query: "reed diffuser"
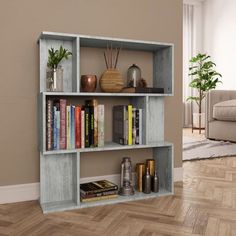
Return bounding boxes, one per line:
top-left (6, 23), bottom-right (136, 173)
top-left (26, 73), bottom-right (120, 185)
top-left (99, 44), bottom-right (124, 92)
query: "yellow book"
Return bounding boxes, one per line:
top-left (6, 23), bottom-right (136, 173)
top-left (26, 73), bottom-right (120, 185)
top-left (81, 194), bottom-right (118, 203)
top-left (128, 105), bottom-right (132, 145)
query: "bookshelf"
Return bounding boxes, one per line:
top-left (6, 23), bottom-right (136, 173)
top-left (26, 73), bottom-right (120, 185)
top-left (38, 32), bottom-right (174, 213)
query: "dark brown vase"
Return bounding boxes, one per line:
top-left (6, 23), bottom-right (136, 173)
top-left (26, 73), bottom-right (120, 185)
top-left (81, 75), bottom-right (97, 92)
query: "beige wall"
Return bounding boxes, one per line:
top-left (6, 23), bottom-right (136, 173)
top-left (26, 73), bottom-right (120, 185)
top-left (0, 0), bottom-right (182, 185)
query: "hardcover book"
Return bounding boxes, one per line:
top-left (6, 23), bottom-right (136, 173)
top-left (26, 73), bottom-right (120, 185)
top-left (98, 104), bottom-right (105, 147)
top-left (81, 110), bottom-right (85, 149)
top-left (80, 194), bottom-right (118, 202)
top-left (128, 105), bottom-right (132, 145)
top-left (113, 105), bottom-right (127, 145)
top-left (71, 106), bottom-right (75, 149)
top-left (75, 106), bottom-right (81, 149)
top-left (121, 87), bottom-right (164, 94)
top-left (46, 99), bottom-right (53, 150)
top-left (80, 189), bottom-right (118, 199)
top-left (80, 180), bottom-right (118, 195)
top-left (84, 107), bottom-right (90, 148)
top-left (59, 99), bottom-right (67, 149)
top-left (66, 106), bottom-right (71, 149)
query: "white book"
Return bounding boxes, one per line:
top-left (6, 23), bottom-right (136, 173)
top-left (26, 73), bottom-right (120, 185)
top-left (81, 110), bottom-right (85, 149)
top-left (98, 105), bottom-right (105, 147)
top-left (139, 109), bottom-right (142, 145)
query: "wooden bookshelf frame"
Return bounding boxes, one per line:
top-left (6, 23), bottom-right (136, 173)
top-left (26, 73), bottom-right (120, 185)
top-left (38, 32), bottom-right (174, 213)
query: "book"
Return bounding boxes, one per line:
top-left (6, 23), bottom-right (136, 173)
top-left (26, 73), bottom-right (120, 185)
top-left (56, 110), bottom-right (60, 149)
top-left (80, 189), bottom-right (118, 199)
top-left (121, 87), bottom-right (164, 94)
top-left (59, 99), bottom-right (67, 149)
top-left (81, 110), bottom-right (85, 148)
top-left (113, 106), bottom-right (127, 145)
top-left (98, 105), bottom-right (105, 147)
top-left (135, 109), bottom-right (139, 145)
top-left (53, 106), bottom-right (57, 150)
top-left (139, 109), bottom-right (142, 145)
top-left (128, 105), bottom-right (132, 145)
top-left (132, 108), bottom-right (136, 145)
top-left (71, 106), bottom-right (75, 149)
top-left (80, 194), bottom-right (118, 203)
top-left (84, 107), bottom-right (90, 148)
top-left (66, 106), bottom-right (71, 149)
top-left (75, 106), bottom-right (81, 149)
top-left (80, 180), bottom-right (118, 195)
top-left (46, 99), bottom-right (53, 150)
top-left (89, 106), bottom-right (94, 147)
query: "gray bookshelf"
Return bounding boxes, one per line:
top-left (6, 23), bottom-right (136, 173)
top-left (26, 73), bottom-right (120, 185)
top-left (38, 31), bottom-right (174, 213)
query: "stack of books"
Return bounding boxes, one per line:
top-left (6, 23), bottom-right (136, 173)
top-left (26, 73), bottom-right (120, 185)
top-left (113, 105), bottom-right (142, 145)
top-left (80, 180), bottom-right (118, 203)
top-left (46, 99), bottom-right (105, 151)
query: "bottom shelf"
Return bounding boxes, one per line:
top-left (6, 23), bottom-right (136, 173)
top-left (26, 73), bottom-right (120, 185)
top-left (41, 189), bottom-right (172, 213)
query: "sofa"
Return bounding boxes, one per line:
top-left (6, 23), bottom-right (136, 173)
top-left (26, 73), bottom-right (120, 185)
top-left (205, 90), bottom-right (236, 142)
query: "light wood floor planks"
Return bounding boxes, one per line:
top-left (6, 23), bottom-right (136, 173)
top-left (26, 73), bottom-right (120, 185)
top-left (1, 156), bottom-right (236, 236)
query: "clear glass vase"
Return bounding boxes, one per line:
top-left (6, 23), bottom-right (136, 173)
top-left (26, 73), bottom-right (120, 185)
top-left (46, 66), bottom-right (63, 92)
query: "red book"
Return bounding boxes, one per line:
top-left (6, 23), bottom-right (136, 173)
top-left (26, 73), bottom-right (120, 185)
top-left (75, 106), bottom-right (81, 148)
top-left (59, 99), bottom-right (67, 149)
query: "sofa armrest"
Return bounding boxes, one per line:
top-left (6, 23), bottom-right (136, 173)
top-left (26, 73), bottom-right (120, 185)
top-left (205, 90), bottom-right (236, 137)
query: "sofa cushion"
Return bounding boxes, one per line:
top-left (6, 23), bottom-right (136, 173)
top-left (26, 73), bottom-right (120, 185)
top-left (213, 99), bottom-right (236, 121)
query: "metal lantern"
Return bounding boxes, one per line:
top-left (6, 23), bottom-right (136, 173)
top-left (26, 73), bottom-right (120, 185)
top-left (127, 64), bottom-right (141, 87)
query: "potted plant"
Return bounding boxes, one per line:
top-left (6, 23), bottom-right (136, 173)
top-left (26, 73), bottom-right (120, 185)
top-left (187, 53), bottom-right (222, 132)
top-left (46, 46), bottom-right (72, 92)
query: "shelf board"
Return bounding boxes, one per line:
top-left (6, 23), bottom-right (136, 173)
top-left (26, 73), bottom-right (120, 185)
top-left (43, 92), bottom-right (172, 97)
top-left (41, 189), bottom-right (172, 213)
top-left (80, 189), bottom-right (172, 209)
top-left (42, 141), bottom-right (172, 155)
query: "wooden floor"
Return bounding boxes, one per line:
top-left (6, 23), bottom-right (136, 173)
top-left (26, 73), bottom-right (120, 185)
top-left (1, 157), bottom-right (236, 236)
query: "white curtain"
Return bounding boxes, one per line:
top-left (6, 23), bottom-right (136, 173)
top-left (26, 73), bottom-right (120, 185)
top-left (183, 4), bottom-right (194, 127)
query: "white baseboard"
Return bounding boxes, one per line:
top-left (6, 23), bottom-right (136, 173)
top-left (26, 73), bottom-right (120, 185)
top-left (0, 167), bottom-right (183, 204)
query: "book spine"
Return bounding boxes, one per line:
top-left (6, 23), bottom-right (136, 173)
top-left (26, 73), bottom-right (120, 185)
top-left (56, 110), bottom-right (60, 149)
top-left (53, 106), bottom-right (57, 150)
top-left (59, 99), bottom-right (66, 149)
top-left (132, 108), bottom-right (136, 145)
top-left (128, 105), bottom-right (132, 145)
top-left (98, 105), bottom-right (105, 147)
top-left (71, 106), bottom-right (75, 149)
top-left (66, 106), bottom-right (71, 149)
top-left (81, 110), bottom-right (85, 148)
top-left (75, 106), bottom-right (81, 149)
top-left (135, 109), bottom-right (139, 145)
top-left (139, 109), bottom-right (142, 145)
top-left (90, 106), bottom-right (94, 147)
top-left (46, 99), bottom-right (53, 150)
top-left (80, 190), bottom-right (118, 199)
top-left (84, 107), bottom-right (90, 148)
top-left (94, 105), bottom-right (98, 147)
top-left (81, 194), bottom-right (117, 203)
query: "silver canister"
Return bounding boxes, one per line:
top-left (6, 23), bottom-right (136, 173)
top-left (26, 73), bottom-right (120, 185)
top-left (152, 171), bottom-right (159, 193)
top-left (127, 64), bottom-right (141, 87)
top-left (142, 167), bottom-right (151, 194)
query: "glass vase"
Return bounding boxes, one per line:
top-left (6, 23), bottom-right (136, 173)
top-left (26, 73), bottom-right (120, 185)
top-left (46, 66), bottom-right (63, 92)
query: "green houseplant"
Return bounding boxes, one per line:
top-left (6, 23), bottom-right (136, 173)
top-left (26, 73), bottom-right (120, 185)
top-left (46, 46), bottom-right (72, 92)
top-left (187, 53), bottom-right (222, 131)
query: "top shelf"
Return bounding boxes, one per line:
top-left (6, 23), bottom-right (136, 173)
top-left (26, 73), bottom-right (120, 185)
top-left (39, 31), bottom-right (174, 51)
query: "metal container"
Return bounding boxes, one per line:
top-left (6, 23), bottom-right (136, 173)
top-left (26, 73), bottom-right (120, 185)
top-left (127, 64), bottom-right (141, 87)
top-left (81, 75), bottom-right (97, 92)
top-left (142, 167), bottom-right (151, 194)
top-left (152, 171), bottom-right (159, 193)
top-left (146, 159), bottom-right (155, 177)
top-left (119, 157), bottom-right (135, 196)
top-left (136, 163), bottom-right (145, 192)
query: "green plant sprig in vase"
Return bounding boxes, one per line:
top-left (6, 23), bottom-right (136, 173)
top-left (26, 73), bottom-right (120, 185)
top-left (187, 53), bottom-right (222, 132)
top-left (46, 46), bottom-right (72, 92)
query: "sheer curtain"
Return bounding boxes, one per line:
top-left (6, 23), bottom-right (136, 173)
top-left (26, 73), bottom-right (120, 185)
top-left (183, 4), bottom-right (194, 127)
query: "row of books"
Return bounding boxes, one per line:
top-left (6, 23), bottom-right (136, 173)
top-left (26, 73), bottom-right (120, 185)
top-left (80, 180), bottom-right (118, 203)
top-left (46, 99), bottom-right (104, 151)
top-left (113, 105), bottom-right (142, 145)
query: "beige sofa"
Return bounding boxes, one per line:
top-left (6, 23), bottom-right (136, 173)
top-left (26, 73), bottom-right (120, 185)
top-left (206, 90), bottom-right (236, 142)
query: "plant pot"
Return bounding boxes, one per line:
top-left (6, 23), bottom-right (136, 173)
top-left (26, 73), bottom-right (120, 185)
top-left (193, 112), bottom-right (205, 128)
top-left (46, 66), bottom-right (63, 92)
top-left (81, 75), bottom-right (97, 92)
top-left (99, 69), bottom-right (124, 93)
